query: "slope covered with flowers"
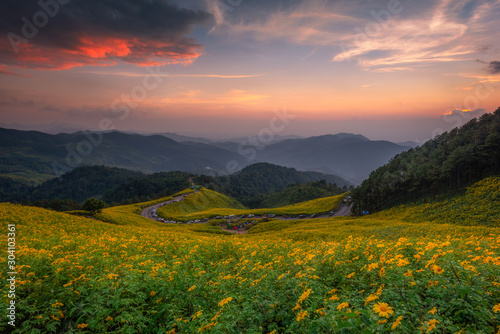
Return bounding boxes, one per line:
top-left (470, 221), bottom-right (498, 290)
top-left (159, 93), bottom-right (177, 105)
top-left (1, 177), bottom-right (500, 333)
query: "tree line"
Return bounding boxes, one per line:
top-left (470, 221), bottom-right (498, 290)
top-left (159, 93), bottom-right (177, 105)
top-left (351, 107), bottom-right (500, 214)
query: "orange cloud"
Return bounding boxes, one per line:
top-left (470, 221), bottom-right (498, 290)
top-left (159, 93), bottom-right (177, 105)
top-left (0, 34), bottom-right (204, 72)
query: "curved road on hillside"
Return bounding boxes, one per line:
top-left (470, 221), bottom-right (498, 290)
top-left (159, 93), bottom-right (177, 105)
top-left (140, 193), bottom-right (352, 225)
top-left (140, 193), bottom-right (191, 220)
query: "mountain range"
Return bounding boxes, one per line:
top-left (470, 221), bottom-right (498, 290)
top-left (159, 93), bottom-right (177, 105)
top-left (0, 127), bottom-right (410, 185)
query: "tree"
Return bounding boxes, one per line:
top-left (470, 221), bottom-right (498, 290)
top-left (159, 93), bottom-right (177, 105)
top-left (83, 198), bottom-right (106, 214)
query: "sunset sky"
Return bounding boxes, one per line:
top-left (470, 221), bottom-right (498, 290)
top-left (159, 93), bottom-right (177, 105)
top-left (1, 0), bottom-right (499, 142)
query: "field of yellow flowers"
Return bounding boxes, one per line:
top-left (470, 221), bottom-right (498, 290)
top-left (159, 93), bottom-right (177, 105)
top-left (1, 177), bottom-right (500, 333)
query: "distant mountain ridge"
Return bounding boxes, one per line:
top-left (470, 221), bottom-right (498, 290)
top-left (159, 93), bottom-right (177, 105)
top-left (0, 127), bottom-right (409, 185)
top-left (254, 133), bottom-right (409, 184)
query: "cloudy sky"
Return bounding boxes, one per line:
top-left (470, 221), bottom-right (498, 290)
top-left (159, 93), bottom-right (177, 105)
top-left (0, 0), bottom-right (499, 142)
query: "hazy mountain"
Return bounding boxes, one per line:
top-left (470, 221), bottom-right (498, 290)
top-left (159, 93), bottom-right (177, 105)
top-left (254, 133), bottom-right (410, 184)
top-left (0, 128), bottom-right (248, 183)
top-left (0, 128), bottom-right (408, 186)
top-left (218, 134), bottom-right (303, 145)
top-left (0, 122), bottom-right (87, 134)
top-left (154, 132), bottom-right (213, 144)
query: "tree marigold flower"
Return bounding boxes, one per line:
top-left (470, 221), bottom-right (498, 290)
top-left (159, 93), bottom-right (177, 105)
top-left (391, 316), bottom-right (403, 330)
top-left (346, 272), bottom-right (355, 278)
top-left (373, 303), bottom-right (394, 318)
top-left (296, 310), bottom-right (309, 322)
top-left (426, 319), bottom-right (439, 332)
top-left (493, 304), bottom-right (500, 313)
top-left (188, 285), bottom-right (196, 292)
top-left (218, 297), bottom-right (233, 307)
top-left (432, 265), bottom-right (444, 274)
top-left (365, 293), bottom-right (379, 305)
top-left (337, 302), bottom-right (349, 311)
top-left (297, 289), bottom-right (312, 304)
top-left (76, 323), bottom-right (89, 329)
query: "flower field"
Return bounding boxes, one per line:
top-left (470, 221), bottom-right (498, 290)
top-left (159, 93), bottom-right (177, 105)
top-left (1, 178), bottom-right (500, 333)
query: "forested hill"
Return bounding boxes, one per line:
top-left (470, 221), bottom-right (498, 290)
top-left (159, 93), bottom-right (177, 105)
top-left (215, 162), bottom-right (350, 206)
top-left (351, 107), bottom-right (500, 214)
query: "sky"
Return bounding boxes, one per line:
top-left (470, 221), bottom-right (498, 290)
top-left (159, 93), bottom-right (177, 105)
top-left (0, 0), bottom-right (499, 142)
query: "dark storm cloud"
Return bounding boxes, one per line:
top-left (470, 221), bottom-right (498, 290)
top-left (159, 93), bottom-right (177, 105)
top-left (0, 0), bottom-right (213, 71)
top-left (488, 61), bottom-right (500, 74)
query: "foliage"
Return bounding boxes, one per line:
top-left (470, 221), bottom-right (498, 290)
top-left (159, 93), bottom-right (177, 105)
top-left (30, 166), bottom-right (143, 203)
top-left (31, 198), bottom-right (82, 212)
top-left (214, 162), bottom-right (351, 207)
top-left (374, 176), bottom-right (500, 227)
top-left (352, 108), bottom-right (500, 213)
top-left (82, 198), bottom-right (106, 214)
top-left (102, 171), bottom-right (191, 204)
top-left (1, 182), bottom-right (500, 333)
top-left (250, 180), bottom-right (348, 208)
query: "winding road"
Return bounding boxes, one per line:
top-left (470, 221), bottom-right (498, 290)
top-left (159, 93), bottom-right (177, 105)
top-left (140, 193), bottom-right (352, 227)
top-left (140, 193), bottom-right (191, 221)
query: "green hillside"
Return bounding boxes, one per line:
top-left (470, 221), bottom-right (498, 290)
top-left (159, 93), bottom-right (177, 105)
top-left (374, 176), bottom-right (500, 226)
top-left (156, 188), bottom-right (246, 221)
top-left (2, 175), bottom-right (500, 333)
top-left (157, 189), bottom-right (345, 222)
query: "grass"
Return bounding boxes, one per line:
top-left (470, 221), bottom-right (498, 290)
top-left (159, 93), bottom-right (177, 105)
top-left (373, 176), bottom-right (500, 227)
top-left (2, 178), bottom-right (500, 333)
top-left (157, 189), bottom-right (346, 222)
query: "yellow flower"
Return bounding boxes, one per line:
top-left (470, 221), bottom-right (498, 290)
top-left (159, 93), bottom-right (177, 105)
top-left (105, 316), bottom-right (113, 322)
top-left (76, 323), bottom-right (89, 329)
top-left (188, 285), bottom-right (196, 292)
top-left (373, 303), bottom-right (394, 318)
top-left (51, 301), bottom-right (64, 308)
top-left (297, 289), bottom-right (312, 304)
top-left (397, 258), bottom-right (410, 267)
top-left (432, 265), bottom-right (444, 274)
top-left (367, 263), bottom-right (379, 272)
top-left (329, 294), bottom-right (339, 301)
top-left (391, 316), bottom-right (403, 330)
top-left (493, 304), bottom-right (500, 313)
top-left (378, 319), bottom-right (388, 324)
top-left (337, 302), bottom-right (349, 311)
top-left (296, 310), bottom-right (309, 322)
top-left (150, 291), bottom-right (156, 296)
top-left (426, 319), bottom-right (439, 332)
top-left (346, 272), bottom-right (355, 278)
top-left (365, 293), bottom-right (379, 305)
top-left (404, 270), bottom-right (413, 277)
top-left (428, 307), bottom-right (437, 314)
top-left (218, 297), bottom-right (233, 307)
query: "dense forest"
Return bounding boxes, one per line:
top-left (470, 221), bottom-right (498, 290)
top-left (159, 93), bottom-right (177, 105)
top-left (351, 107), bottom-right (500, 214)
top-left (245, 180), bottom-right (348, 208)
top-left (1, 162), bottom-right (346, 210)
top-left (212, 163), bottom-right (350, 207)
top-left (103, 171), bottom-right (192, 204)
